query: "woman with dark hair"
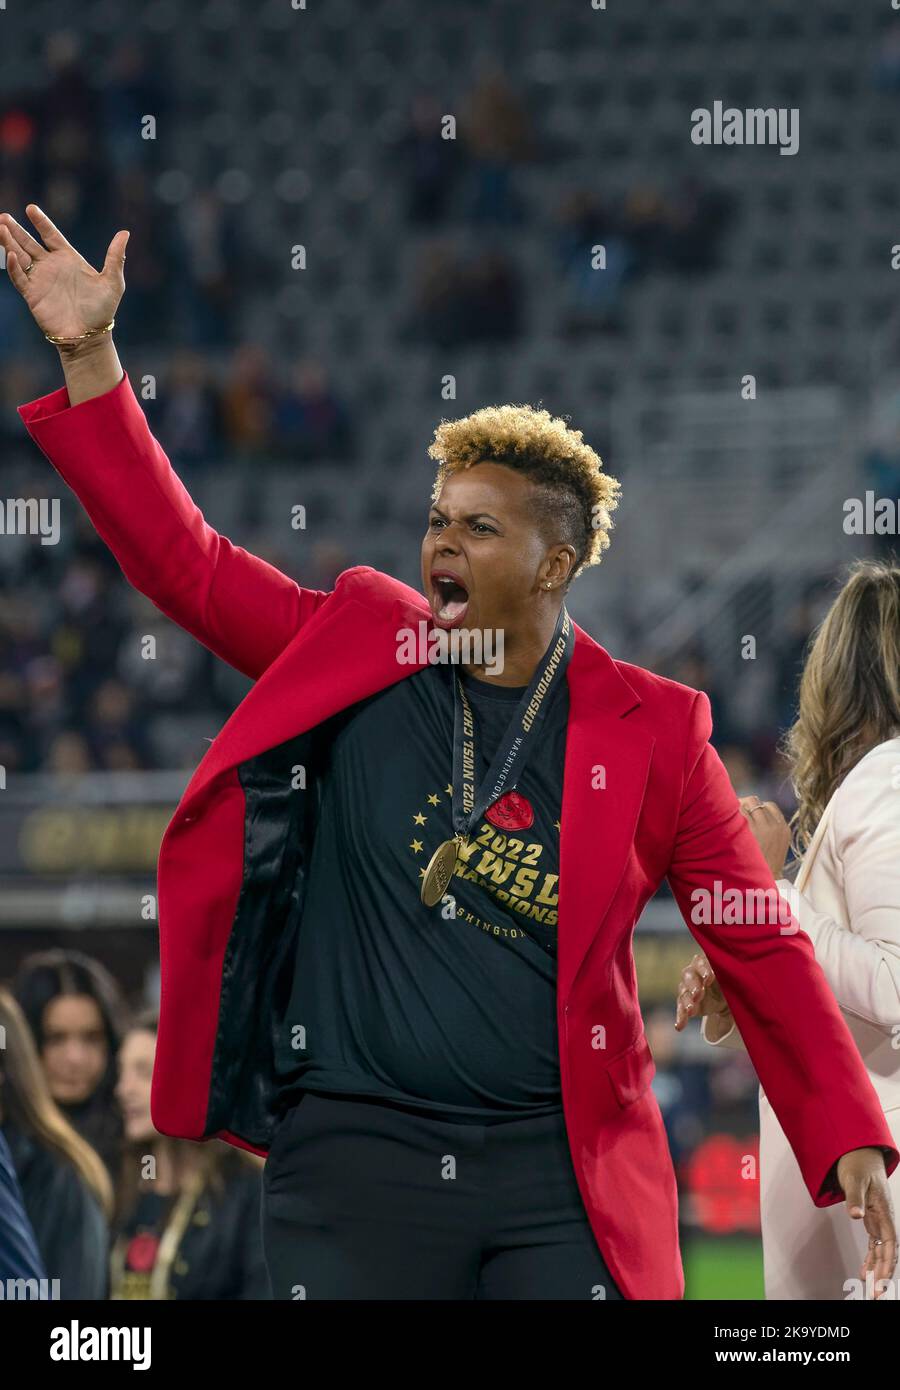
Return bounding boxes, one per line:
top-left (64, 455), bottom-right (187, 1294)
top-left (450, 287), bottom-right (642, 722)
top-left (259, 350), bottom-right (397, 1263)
top-left (0, 988), bottom-right (111, 1298)
top-left (678, 559), bottom-right (900, 1298)
top-left (1, 203), bottom-right (897, 1302)
top-left (12, 948), bottom-right (127, 1183)
top-left (111, 1010), bottom-right (269, 1300)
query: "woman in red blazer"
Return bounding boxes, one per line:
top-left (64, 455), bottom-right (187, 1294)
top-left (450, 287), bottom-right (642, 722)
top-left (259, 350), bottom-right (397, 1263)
top-left (2, 205), bottom-right (897, 1300)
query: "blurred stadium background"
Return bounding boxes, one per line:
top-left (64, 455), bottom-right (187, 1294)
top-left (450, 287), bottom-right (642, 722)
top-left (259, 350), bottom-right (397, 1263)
top-left (3, 0), bottom-right (900, 1298)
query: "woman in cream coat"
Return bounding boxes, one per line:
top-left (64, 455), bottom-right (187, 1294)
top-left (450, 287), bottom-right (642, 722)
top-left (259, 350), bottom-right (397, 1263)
top-left (676, 558), bottom-right (900, 1300)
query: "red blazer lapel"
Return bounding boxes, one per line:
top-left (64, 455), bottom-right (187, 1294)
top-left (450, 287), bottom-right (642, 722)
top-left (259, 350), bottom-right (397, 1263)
top-left (179, 582), bottom-right (434, 812)
top-left (558, 631), bottom-right (655, 1003)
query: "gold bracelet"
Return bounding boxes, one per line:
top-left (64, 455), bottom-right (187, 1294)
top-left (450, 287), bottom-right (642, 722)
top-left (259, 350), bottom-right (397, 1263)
top-left (44, 318), bottom-right (115, 346)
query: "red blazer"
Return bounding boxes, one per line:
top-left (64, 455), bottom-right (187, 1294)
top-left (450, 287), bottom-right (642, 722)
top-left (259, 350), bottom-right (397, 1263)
top-left (20, 373), bottom-right (899, 1300)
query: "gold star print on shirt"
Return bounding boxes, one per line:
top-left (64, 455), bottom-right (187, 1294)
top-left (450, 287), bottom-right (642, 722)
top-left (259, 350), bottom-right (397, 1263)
top-left (408, 785), bottom-right (560, 956)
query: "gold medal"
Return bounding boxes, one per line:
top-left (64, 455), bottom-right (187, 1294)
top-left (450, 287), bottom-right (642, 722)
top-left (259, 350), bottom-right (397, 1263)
top-left (420, 835), bottom-right (463, 907)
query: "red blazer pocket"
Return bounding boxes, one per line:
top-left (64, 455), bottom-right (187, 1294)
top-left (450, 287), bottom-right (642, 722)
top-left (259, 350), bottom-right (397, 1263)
top-left (606, 1034), bottom-right (656, 1109)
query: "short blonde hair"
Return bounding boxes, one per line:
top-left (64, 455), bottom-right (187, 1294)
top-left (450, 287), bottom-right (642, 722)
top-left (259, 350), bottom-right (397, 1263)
top-left (428, 403), bottom-right (621, 582)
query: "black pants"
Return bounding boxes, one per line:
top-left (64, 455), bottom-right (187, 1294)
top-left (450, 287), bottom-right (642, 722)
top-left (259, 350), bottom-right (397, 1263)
top-left (261, 1090), bottom-right (624, 1300)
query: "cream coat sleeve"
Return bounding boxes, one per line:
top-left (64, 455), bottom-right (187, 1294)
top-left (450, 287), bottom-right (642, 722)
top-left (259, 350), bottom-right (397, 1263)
top-left (701, 746), bottom-right (900, 1048)
top-left (699, 1010), bottom-right (747, 1050)
top-left (774, 752), bottom-right (900, 1033)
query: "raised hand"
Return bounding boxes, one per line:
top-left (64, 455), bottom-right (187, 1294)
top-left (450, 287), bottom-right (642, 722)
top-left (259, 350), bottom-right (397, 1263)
top-left (0, 204), bottom-right (129, 343)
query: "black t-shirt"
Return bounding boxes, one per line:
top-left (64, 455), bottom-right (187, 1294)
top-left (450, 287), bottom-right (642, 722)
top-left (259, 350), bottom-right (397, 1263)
top-left (275, 660), bottom-right (569, 1119)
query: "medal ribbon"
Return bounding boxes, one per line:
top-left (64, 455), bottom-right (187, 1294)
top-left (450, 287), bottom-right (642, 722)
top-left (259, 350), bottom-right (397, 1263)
top-left (449, 604), bottom-right (574, 845)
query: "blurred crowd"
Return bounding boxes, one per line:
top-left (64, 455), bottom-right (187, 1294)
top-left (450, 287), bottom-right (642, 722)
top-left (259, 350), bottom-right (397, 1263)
top-left (0, 34), bottom-right (749, 780)
top-left (402, 78), bottom-right (735, 343)
top-left (0, 950), bottom-right (267, 1298)
top-left (0, 946), bottom-right (760, 1298)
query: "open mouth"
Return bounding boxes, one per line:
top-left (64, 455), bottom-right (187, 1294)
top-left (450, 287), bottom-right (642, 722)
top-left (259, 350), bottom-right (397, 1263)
top-left (431, 571), bottom-right (470, 627)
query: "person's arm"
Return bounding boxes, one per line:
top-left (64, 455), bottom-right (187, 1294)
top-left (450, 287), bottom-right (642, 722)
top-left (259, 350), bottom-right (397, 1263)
top-left (666, 692), bottom-right (899, 1210)
top-left (0, 1129), bottom-right (46, 1284)
top-left (773, 754), bottom-right (900, 1031)
top-left (699, 1009), bottom-right (746, 1050)
top-left (702, 751), bottom-right (900, 1046)
top-left (2, 205), bottom-right (329, 680)
top-left (24, 1156), bottom-right (108, 1300)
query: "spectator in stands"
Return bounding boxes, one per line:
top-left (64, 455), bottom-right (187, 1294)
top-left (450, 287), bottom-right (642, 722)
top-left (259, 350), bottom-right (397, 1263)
top-left (556, 190), bottom-right (633, 332)
top-left (273, 357), bottom-right (353, 463)
top-left (407, 240), bottom-right (469, 347)
top-left (667, 647), bottom-right (736, 747)
top-left (461, 247), bottom-right (523, 344)
top-left (408, 240), bottom-right (523, 348)
top-left (0, 666), bottom-right (37, 775)
top-left (55, 554), bottom-right (130, 714)
top-left (873, 26), bottom-right (900, 92)
top-left (109, 168), bottom-right (173, 345)
top-left (663, 175), bottom-right (734, 274)
top-left (45, 728), bottom-right (93, 774)
top-left (399, 92), bottom-right (459, 225)
top-left (621, 184), bottom-right (670, 276)
top-left (773, 589), bottom-right (826, 732)
top-left (84, 678), bottom-right (153, 772)
top-left (0, 987), bottom-right (111, 1298)
top-left (111, 1010), bottom-right (270, 1300)
top-left (461, 67), bottom-right (534, 225)
top-left (102, 39), bottom-right (166, 176)
top-left (34, 33), bottom-right (109, 247)
top-left (221, 343), bottom-right (278, 459)
top-left (304, 539), bottom-right (354, 591)
top-left (147, 349), bottom-right (223, 468)
top-left (644, 1006), bottom-right (713, 1170)
top-left (1, 596), bottom-right (55, 772)
top-left (717, 743), bottom-right (758, 798)
top-left (12, 949), bottom-right (127, 1185)
top-left (172, 188), bottom-right (241, 348)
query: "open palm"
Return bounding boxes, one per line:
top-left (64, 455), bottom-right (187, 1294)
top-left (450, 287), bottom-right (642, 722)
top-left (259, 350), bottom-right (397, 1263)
top-left (0, 203), bottom-right (128, 341)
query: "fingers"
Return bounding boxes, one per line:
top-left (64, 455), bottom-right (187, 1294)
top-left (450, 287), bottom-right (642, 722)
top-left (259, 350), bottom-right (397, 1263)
top-left (683, 966), bottom-right (705, 995)
top-left (25, 202), bottom-right (71, 251)
top-left (863, 1186), bottom-right (898, 1295)
top-left (102, 229), bottom-right (129, 278)
top-left (675, 954), bottom-right (714, 1029)
top-left (0, 212), bottom-right (45, 261)
top-left (4, 248), bottom-right (32, 296)
top-left (675, 980), bottom-right (704, 1028)
top-left (693, 952), bottom-right (714, 985)
top-left (873, 1238), bottom-right (897, 1294)
top-left (740, 798), bottom-right (784, 826)
top-left (865, 1233), bottom-right (897, 1294)
top-left (844, 1173), bottom-right (866, 1220)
